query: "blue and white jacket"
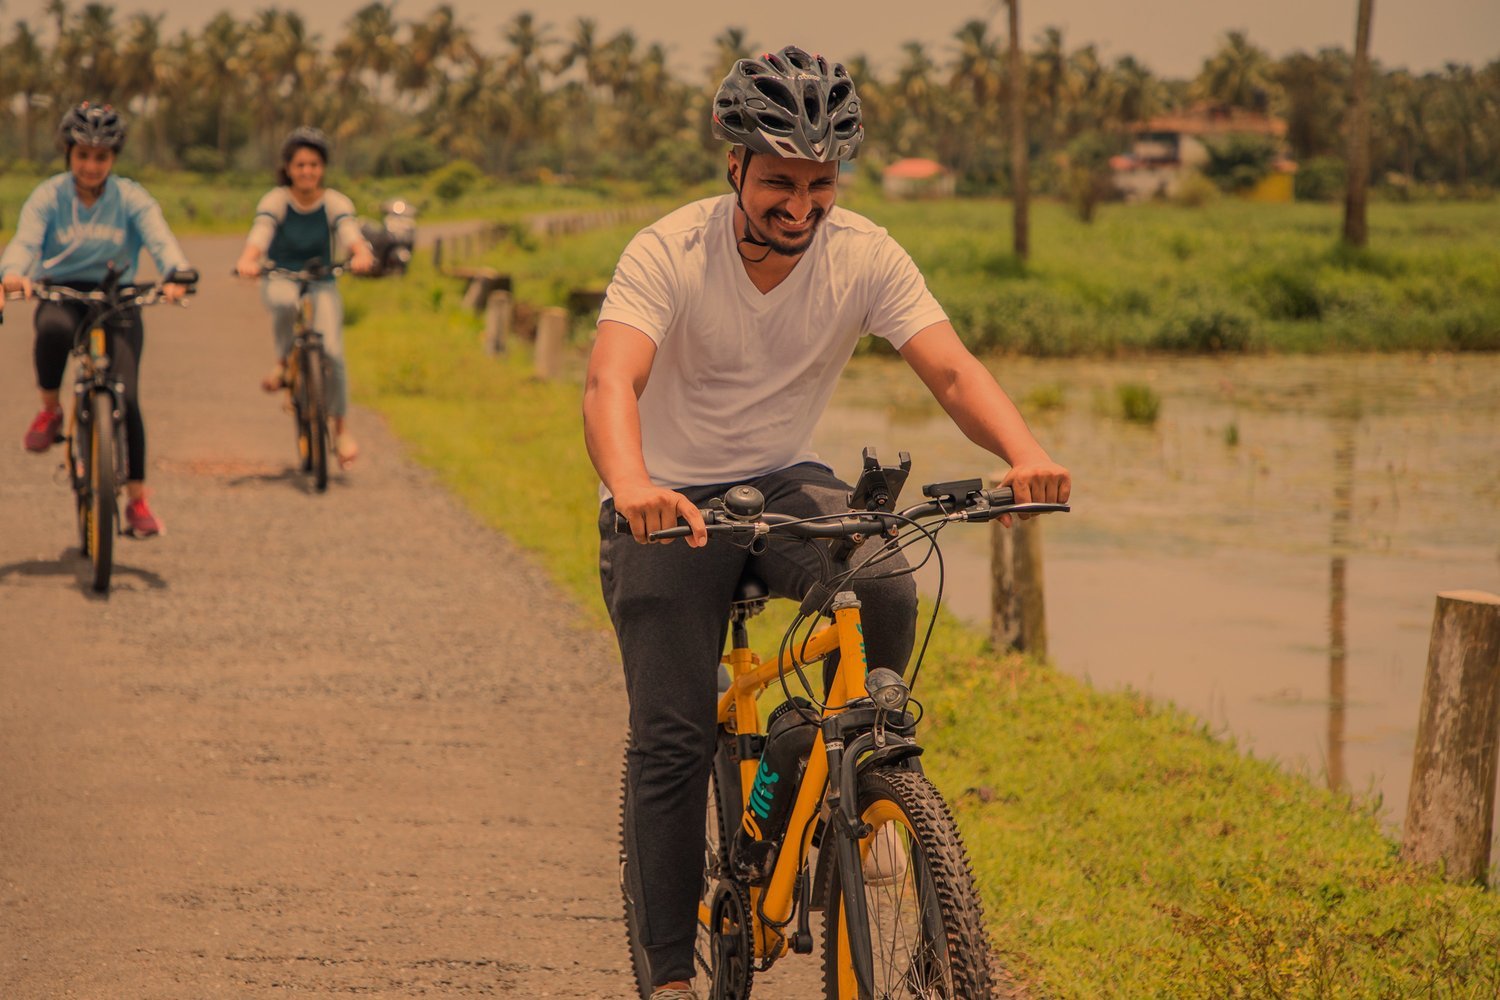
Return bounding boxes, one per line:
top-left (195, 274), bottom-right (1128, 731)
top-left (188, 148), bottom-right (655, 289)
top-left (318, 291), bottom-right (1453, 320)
top-left (0, 173), bottom-right (190, 285)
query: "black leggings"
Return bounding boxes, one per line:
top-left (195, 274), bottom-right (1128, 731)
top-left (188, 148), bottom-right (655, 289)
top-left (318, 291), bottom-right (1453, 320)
top-left (34, 299), bottom-right (148, 482)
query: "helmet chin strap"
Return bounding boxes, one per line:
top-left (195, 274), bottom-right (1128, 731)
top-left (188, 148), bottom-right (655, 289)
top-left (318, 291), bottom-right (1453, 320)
top-left (731, 148), bottom-right (773, 264)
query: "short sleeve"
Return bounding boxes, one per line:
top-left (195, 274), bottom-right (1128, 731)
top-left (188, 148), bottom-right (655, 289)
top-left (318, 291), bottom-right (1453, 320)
top-left (598, 230), bottom-right (678, 345)
top-left (861, 234), bottom-right (948, 350)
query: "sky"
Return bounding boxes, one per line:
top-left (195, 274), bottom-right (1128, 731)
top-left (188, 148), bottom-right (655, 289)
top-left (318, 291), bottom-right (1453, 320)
top-left (6, 0), bottom-right (1498, 80)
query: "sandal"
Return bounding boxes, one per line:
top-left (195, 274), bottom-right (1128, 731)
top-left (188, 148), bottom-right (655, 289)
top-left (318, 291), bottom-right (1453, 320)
top-left (337, 432), bottom-right (360, 468)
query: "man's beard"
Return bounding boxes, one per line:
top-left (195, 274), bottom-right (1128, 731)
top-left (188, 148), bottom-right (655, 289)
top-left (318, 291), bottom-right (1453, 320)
top-left (756, 206), bottom-right (827, 256)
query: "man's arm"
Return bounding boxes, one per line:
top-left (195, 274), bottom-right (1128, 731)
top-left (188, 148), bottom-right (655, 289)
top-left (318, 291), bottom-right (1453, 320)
top-left (898, 320), bottom-right (1071, 507)
top-left (582, 320), bottom-right (707, 546)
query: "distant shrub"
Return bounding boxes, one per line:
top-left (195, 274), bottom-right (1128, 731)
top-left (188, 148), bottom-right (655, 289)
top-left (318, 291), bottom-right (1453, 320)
top-left (1154, 299), bottom-right (1254, 352)
top-left (1254, 263), bottom-right (1324, 320)
top-left (1116, 382), bottom-right (1161, 424)
top-left (375, 136), bottom-right (446, 177)
top-left (1201, 133), bottom-right (1279, 193)
top-left (1173, 172), bottom-right (1220, 208)
top-left (1065, 130), bottom-right (1120, 223)
top-left (426, 159), bottom-right (484, 202)
top-left (1442, 306), bottom-right (1500, 351)
top-left (1295, 156), bottom-right (1345, 201)
top-left (181, 146), bottom-right (228, 175)
top-left (1023, 382), bottom-right (1068, 412)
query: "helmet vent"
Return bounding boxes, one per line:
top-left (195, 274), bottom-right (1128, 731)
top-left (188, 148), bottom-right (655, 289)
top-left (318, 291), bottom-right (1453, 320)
top-left (753, 78), bottom-right (798, 115)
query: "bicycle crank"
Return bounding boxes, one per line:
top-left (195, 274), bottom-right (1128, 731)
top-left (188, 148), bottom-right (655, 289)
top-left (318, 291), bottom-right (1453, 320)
top-left (707, 880), bottom-right (754, 1000)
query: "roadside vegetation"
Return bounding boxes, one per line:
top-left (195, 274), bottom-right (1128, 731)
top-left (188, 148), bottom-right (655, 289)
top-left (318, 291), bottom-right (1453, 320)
top-left (342, 257), bottom-right (1500, 997)
top-left (341, 186), bottom-right (1500, 357)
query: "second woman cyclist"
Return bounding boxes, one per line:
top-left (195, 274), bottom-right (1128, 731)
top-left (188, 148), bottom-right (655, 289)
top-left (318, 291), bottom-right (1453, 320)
top-left (234, 126), bottom-right (376, 469)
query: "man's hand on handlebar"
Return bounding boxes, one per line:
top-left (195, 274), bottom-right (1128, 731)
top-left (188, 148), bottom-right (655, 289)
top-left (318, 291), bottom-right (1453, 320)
top-left (2, 273), bottom-right (33, 300)
top-left (613, 483), bottom-right (708, 547)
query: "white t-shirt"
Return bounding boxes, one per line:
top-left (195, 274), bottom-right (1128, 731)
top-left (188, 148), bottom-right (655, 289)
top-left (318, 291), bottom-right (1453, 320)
top-left (599, 195), bottom-right (947, 490)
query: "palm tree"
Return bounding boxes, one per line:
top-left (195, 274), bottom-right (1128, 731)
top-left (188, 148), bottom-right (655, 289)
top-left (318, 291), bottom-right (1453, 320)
top-left (1030, 25), bottom-right (1067, 149)
top-left (73, 3), bottom-right (122, 102)
top-left (397, 4), bottom-right (472, 111)
top-left (196, 12), bottom-right (246, 162)
top-left (0, 20), bottom-right (50, 161)
top-left (1194, 30), bottom-right (1277, 111)
top-left (118, 12), bottom-right (164, 160)
top-left (711, 27), bottom-right (752, 81)
top-left (334, 1), bottom-right (399, 107)
top-left (1106, 54), bottom-right (1158, 127)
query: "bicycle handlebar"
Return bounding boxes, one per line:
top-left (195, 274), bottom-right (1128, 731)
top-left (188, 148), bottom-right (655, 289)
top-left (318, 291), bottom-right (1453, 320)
top-left (2, 268), bottom-right (198, 323)
top-left (614, 481), bottom-right (1071, 542)
top-left (236, 263), bottom-right (350, 282)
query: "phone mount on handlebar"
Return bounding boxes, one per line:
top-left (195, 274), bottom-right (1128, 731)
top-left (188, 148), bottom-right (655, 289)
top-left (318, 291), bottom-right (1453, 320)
top-left (847, 447), bottom-right (911, 513)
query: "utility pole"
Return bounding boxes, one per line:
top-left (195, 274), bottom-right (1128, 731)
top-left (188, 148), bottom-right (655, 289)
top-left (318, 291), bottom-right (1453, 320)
top-left (1007, 0), bottom-right (1029, 262)
top-left (1342, 0), bottom-right (1375, 247)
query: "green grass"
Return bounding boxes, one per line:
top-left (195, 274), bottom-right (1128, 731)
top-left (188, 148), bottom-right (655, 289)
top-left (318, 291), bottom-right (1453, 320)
top-left (389, 189), bottom-right (1500, 357)
top-left (343, 260), bottom-right (1500, 997)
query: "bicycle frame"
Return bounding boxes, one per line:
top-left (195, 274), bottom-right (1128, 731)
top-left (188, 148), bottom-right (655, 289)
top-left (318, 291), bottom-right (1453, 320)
top-left (718, 590), bottom-right (890, 993)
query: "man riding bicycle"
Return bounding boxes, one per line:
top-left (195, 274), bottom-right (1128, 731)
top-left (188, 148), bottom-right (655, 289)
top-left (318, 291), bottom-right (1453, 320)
top-left (1, 102), bottom-right (193, 537)
top-left (582, 46), bottom-right (1070, 1000)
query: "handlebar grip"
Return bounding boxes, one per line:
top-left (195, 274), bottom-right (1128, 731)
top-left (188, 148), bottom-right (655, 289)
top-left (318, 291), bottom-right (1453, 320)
top-left (987, 485), bottom-right (1014, 506)
top-left (166, 267), bottom-right (199, 285)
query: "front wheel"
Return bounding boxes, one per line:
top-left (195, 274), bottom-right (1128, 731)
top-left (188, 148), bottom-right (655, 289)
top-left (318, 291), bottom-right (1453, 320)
top-left (85, 391), bottom-right (117, 593)
top-left (822, 767), bottom-right (994, 999)
top-left (302, 346), bottom-right (329, 492)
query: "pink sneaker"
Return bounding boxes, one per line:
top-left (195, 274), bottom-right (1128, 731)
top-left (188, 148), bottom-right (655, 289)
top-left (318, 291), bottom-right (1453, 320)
top-left (125, 497), bottom-right (164, 538)
top-left (23, 408), bottom-right (63, 452)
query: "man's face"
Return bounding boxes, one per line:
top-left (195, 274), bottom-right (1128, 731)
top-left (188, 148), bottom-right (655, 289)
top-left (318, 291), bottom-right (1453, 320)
top-left (731, 151), bottom-right (839, 257)
top-left (68, 144), bottom-right (115, 190)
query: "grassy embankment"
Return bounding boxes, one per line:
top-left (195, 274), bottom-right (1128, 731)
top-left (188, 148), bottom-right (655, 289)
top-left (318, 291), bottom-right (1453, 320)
top-left (340, 194), bottom-right (1500, 997)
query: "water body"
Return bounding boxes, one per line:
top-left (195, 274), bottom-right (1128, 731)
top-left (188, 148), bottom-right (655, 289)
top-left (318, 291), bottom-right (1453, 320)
top-left (815, 353), bottom-right (1500, 834)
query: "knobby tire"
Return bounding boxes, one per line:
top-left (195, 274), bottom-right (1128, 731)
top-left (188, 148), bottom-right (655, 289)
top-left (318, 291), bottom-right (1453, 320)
top-left (303, 346), bottom-right (329, 492)
top-left (822, 767), bottom-right (994, 1000)
top-left (87, 391), bottom-right (116, 593)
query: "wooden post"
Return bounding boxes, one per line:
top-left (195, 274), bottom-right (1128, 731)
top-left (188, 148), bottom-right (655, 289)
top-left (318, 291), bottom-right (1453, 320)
top-left (989, 474), bottom-right (1048, 657)
top-left (462, 270), bottom-right (500, 312)
top-left (534, 306), bottom-right (567, 381)
top-left (483, 290), bottom-right (511, 356)
top-left (433, 237), bottom-right (444, 275)
top-left (1403, 590), bottom-right (1500, 884)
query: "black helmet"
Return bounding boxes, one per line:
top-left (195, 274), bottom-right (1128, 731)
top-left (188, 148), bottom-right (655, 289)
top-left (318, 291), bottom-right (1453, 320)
top-left (280, 125), bottom-right (330, 164)
top-left (712, 46), bottom-right (863, 162)
top-left (58, 102), bottom-right (127, 153)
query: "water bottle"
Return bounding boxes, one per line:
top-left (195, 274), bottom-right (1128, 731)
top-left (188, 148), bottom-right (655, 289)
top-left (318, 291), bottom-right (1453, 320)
top-left (732, 698), bottom-right (817, 883)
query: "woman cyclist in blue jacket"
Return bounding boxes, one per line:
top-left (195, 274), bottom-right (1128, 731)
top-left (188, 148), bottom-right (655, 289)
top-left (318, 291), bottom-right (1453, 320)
top-left (0, 103), bottom-right (194, 537)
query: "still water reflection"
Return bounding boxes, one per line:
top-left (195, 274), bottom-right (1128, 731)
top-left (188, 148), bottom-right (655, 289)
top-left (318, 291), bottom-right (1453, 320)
top-left (815, 353), bottom-right (1500, 833)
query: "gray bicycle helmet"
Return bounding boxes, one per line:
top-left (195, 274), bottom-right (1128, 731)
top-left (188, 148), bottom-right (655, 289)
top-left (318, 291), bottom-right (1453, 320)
top-left (57, 102), bottom-right (127, 153)
top-left (280, 125), bottom-right (331, 164)
top-left (712, 45), bottom-right (863, 162)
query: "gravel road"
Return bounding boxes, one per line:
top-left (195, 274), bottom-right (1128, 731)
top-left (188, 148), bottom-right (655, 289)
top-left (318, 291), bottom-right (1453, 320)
top-left (0, 232), bottom-right (826, 999)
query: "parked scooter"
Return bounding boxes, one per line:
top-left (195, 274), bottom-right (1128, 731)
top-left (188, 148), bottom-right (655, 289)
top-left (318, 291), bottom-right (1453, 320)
top-left (360, 199), bottom-right (418, 276)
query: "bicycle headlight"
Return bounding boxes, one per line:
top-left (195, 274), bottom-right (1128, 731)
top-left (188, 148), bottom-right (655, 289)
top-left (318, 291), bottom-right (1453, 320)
top-left (866, 668), bottom-right (910, 713)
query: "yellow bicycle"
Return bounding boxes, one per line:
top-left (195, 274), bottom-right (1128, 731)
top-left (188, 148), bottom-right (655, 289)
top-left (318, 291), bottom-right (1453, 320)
top-left (619, 449), bottom-right (1070, 999)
